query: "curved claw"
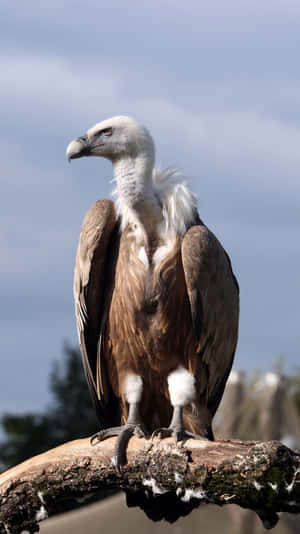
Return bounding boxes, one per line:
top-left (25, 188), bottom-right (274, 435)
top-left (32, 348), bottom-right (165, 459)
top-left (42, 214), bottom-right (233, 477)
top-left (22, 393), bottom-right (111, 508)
top-left (134, 425), bottom-right (147, 438)
top-left (90, 426), bottom-right (124, 446)
top-left (114, 425), bottom-right (136, 469)
top-left (115, 423), bottom-right (148, 470)
top-left (90, 423), bottom-right (148, 470)
top-left (151, 427), bottom-right (173, 440)
top-left (151, 426), bottom-right (206, 445)
top-left (173, 429), bottom-right (196, 444)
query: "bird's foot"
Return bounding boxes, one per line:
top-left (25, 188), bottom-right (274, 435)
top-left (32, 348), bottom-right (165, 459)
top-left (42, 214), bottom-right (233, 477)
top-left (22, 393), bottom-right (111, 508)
top-left (90, 423), bottom-right (146, 444)
top-left (151, 404), bottom-right (210, 445)
top-left (91, 423), bottom-right (148, 469)
top-left (151, 425), bottom-right (203, 445)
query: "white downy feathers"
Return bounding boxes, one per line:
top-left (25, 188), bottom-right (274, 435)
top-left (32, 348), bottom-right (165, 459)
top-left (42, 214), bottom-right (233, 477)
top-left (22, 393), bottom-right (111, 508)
top-left (152, 167), bottom-right (197, 235)
top-left (124, 373), bottom-right (143, 404)
top-left (167, 366), bottom-right (196, 407)
top-left (115, 167), bottom-right (197, 237)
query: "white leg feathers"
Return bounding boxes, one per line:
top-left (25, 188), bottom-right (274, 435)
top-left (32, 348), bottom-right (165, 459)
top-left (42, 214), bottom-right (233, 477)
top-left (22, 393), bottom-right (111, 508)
top-left (124, 368), bottom-right (196, 408)
top-left (124, 373), bottom-right (143, 404)
top-left (167, 367), bottom-right (196, 407)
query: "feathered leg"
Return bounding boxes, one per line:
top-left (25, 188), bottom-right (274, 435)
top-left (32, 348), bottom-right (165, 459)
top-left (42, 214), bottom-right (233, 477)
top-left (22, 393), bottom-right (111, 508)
top-left (152, 366), bottom-right (209, 443)
top-left (90, 374), bottom-right (148, 468)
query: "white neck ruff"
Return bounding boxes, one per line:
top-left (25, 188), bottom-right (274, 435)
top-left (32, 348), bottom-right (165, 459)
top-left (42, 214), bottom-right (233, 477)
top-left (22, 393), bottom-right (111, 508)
top-left (114, 167), bottom-right (198, 237)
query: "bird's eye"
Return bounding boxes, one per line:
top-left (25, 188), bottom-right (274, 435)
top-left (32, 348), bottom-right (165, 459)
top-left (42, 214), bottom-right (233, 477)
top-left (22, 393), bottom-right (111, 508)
top-left (96, 127), bottom-right (113, 137)
top-left (102, 127), bottom-right (113, 136)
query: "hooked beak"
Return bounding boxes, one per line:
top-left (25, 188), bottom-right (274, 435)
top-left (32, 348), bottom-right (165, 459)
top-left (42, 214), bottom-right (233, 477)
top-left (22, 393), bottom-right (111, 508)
top-left (66, 135), bottom-right (90, 161)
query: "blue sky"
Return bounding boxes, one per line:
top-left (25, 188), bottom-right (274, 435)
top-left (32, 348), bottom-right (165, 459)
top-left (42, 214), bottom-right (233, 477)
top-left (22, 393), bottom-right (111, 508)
top-left (1, 0), bottom-right (300, 414)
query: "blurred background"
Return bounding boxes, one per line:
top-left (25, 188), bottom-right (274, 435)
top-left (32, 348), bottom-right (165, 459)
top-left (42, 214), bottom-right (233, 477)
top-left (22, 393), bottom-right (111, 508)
top-left (1, 0), bottom-right (300, 532)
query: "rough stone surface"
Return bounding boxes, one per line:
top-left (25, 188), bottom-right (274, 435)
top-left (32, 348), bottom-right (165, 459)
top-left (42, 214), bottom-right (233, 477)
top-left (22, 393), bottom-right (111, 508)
top-left (0, 437), bottom-right (299, 533)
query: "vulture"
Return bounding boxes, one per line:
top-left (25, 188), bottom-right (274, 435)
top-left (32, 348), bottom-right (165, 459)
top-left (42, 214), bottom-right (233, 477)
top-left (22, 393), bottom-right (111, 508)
top-left (66, 116), bottom-right (239, 467)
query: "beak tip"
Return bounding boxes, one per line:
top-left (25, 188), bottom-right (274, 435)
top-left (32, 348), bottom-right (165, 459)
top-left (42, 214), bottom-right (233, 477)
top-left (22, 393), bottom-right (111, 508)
top-left (66, 137), bottom-right (87, 162)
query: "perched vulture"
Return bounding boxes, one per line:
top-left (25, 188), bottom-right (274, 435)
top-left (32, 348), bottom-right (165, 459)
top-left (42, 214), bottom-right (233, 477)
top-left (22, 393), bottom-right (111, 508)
top-left (66, 116), bottom-right (239, 466)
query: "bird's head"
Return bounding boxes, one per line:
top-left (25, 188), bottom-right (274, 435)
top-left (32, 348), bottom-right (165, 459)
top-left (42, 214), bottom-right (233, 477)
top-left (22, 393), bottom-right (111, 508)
top-left (66, 116), bottom-right (155, 164)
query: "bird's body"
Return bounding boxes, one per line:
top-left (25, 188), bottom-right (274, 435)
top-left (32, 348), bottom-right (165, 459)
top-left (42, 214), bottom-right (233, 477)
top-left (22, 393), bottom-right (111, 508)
top-left (105, 224), bottom-right (193, 431)
top-left (67, 116), bottom-right (239, 462)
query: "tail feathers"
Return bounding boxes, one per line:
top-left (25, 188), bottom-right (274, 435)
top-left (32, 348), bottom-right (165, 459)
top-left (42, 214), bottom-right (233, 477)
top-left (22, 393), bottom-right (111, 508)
top-left (183, 407), bottom-right (214, 440)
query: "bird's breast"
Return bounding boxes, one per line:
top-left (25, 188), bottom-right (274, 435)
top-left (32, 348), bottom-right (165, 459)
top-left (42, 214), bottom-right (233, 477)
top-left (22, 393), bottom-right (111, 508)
top-left (105, 231), bottom-right (194, 371)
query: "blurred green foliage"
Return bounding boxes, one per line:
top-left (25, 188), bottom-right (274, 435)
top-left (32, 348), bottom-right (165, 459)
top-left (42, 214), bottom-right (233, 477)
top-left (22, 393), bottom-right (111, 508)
top-left (0, 344), bottom-right (98, 470)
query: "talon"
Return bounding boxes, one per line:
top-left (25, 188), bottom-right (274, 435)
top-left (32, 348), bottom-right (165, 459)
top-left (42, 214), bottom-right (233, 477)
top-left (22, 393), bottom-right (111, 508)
top-left (91, 422), bottom-right (148, 469)
top-left (90, 426), bottom-right (124, 446)
top-left (151, 427), bottom-right (172, 440)
top-left (115, 424), bottom-right (148, 468)
top-left (134, 425), bottom-right (146, 438)
top-left (174, 429), bottom-right (196, 444)
top-left (151, 429), bottom-right (161, 439)
top-left (152, 404), bottom-right (212, 446)
top-left (151, 426), bottom-right (197, 444)
top-left (90, 396), bottom-right (151, 468)
top-left (90, 431), bottom-right (104, 445)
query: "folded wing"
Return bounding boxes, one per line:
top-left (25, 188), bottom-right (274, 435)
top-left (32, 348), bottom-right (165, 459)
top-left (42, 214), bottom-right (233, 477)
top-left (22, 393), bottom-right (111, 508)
top-left (181, 224), bottom-right (239, 417)
top-left (74, 199), bottom-right (119, 428)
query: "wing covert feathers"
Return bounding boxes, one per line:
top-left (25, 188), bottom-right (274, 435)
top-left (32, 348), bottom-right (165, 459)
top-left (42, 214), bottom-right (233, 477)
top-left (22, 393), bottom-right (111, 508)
top-left (74, 199), bottom-right (117, 427)
top-left (181, 224), bottom-right (239, 415)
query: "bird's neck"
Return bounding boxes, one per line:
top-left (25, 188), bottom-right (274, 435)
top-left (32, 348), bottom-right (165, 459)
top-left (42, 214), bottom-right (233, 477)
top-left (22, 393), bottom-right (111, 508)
top-left (113, 155), bottom-right (163, 235)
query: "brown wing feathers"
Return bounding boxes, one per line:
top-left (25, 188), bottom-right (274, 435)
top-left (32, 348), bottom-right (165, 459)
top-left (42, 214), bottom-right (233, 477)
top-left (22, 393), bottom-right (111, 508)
top-left (182, 224), bottom-right (239, 419)
top-left (74, 199), bottom-right (118, 428)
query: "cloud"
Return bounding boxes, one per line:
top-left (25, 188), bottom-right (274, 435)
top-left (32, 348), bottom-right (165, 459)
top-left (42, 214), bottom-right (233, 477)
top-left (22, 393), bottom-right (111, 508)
top-left (2, 49), bottom-right (300, 188)
top-left (2, 0), bottom-right (300, 85)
